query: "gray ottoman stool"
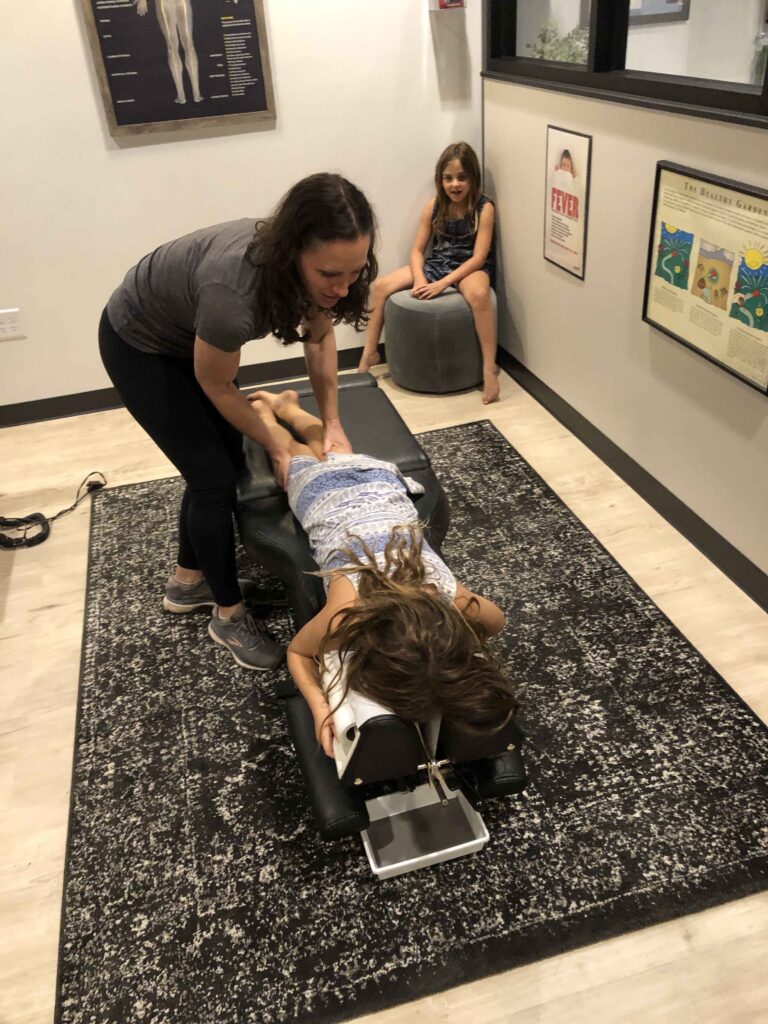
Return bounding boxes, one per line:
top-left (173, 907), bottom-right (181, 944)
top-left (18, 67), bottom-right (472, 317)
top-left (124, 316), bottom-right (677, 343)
top-left (384, 287), bottom-right (496, 394)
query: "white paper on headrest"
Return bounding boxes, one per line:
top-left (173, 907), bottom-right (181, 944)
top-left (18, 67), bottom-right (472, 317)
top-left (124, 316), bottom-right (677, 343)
top-left (320, 650), bottom-right (397, 732)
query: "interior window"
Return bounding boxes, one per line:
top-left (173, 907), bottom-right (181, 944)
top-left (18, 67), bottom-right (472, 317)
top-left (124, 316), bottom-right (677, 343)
top-left (485, 0), bottom-right (768, 128)
top-left (626, 0), bottom-right (767, 87)
top-left (515, 0), bottom-right (593, 65)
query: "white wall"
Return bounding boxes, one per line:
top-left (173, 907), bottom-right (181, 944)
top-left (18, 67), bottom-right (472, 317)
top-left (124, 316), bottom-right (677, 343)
top-left (0, 1), bottom-right (482, 406)
top-left (485, 80), bottom-right (768, 575)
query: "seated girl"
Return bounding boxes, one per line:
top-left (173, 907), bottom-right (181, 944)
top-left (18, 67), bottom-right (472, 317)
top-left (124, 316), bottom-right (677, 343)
top-left (357, 140), bottom-right (499, 404)
top-left (248, 389), bottom-right (517, 757)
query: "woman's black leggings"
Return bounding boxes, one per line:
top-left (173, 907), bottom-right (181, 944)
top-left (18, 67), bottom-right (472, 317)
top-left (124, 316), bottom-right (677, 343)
top-left (99, 308), bottom-right (244, 607)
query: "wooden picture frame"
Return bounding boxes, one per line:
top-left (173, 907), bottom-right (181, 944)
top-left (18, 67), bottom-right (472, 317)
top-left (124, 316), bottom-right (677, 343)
top-left (79, 0), bottom-right (275, 137)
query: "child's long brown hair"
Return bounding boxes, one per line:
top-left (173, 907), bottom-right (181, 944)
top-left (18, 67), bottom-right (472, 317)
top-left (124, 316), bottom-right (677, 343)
top-left (318, 524), bottom-right (516, 734)
top-left (432, 141), bottom-right (483, 239)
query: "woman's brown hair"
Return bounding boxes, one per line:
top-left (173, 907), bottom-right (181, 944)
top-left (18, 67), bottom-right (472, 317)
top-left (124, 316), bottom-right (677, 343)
top-left (432, 141), bottom-right (483, 239)
top-left (318, 525), bottom-right (517, 733)
top-left (247, 172), bottom-right (378, 342)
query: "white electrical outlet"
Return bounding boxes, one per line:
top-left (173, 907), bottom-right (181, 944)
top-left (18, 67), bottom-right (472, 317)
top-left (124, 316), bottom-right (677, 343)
top-left (0, 308), bottom-right (24, 341)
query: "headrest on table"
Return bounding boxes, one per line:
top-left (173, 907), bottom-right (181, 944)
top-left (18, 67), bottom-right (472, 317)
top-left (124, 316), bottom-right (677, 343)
top-left (322, 651), bottom-right (425, 787)
top-left (321, 651), bottom-right (523, 787)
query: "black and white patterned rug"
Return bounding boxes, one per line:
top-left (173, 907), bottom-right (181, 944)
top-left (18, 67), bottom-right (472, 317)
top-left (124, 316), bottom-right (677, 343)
top-left (56, 421), bottom-right (768, 1024)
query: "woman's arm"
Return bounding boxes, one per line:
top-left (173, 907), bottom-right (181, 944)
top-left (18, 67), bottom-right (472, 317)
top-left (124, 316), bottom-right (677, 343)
top-left (193, 337), bottom-right (293, 480)
top-left (414, 202), bottom-right (495, 298)
top-left (453, 580), bottom-right (505, 636)
top-left (409, 198), bottom-right (435, 289)
top-left (287, 576), bottom-right (357, 756)
top-left (301, 314), bottom-right (352, 454)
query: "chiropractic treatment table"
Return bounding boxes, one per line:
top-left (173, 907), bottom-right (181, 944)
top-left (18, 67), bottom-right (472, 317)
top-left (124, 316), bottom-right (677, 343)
top-left (236, 373), bottom-right (526, 878)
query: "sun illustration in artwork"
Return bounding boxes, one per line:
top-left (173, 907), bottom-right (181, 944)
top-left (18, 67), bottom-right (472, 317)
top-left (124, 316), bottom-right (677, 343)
top-left (743, 247), bottom-right (767, 270)
top-left (730, 242), bottom-right (768, 333)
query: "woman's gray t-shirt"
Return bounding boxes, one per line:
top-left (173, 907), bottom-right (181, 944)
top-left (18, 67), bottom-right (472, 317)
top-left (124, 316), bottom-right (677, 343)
top-left (107, 219), bottom-right (270, 357)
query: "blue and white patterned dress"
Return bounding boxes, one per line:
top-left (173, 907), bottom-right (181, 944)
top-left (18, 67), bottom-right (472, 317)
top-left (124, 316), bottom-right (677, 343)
top-left (286, 452), bottom-right (456, 602)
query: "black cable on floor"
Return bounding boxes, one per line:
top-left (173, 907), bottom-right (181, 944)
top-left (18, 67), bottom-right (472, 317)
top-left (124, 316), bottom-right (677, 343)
top-left (0, 472), bottom-right (107, 549)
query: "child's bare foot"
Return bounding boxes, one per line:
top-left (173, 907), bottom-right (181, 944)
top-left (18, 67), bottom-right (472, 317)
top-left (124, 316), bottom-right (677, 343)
top-left (482, 369), bottom-right (500, 405)
top-left (251, 388), bottom-right (299, 419)
top-left (357, 350), bottom-right (381, 374)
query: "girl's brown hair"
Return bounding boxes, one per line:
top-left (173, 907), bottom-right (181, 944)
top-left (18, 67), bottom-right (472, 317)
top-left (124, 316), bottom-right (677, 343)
top-left (247, 172), bottom-right (378, 342)
top-left (432, 141), bottom-right (483, 239)
top-left (318, 525), bottom-right (517, 734)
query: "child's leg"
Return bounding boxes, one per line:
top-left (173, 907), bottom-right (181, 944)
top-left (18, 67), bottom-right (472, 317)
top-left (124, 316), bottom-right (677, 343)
top-left (250, 389), bottom-right (327, 460)
top-left (457, 271), bottom-right (500, 405)
top-left (358, 265), bottom-right (414, 373)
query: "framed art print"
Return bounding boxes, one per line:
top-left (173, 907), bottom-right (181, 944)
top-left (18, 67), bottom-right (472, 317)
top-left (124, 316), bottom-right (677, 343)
top-left (643, 162), bottom-right (768, 394)
top-left (629, 0), bottom-right (690, 25)
top-left (630, 0), bottom-right (692, 24)
top-left (80, 0), bottom-right (275, 136)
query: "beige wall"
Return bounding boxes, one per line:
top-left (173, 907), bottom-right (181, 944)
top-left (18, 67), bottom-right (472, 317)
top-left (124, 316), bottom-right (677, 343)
top-left (0, 1), bottom-right (482, 406)
top-left (484, 79), bottom-right (768, 575)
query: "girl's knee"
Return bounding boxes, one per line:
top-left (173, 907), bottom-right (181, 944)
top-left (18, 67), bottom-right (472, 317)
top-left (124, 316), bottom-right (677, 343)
top-left (374, 267), bottom-right (410, 300)
top-left (464, 287), bottom-right (490, 311)
top-left (372, 277), bottom-right (390, 302)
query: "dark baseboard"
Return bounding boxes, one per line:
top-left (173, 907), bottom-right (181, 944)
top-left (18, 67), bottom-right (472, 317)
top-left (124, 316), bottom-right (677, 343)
top-left (497, 349), bottom-right (768, 614)
top-left (0, 347), bottom-right (369, 429)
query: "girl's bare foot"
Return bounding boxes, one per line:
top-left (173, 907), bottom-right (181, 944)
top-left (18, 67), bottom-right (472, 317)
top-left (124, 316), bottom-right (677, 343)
top-left (482, 369), bottom-right (500, 405)
top-left (251, 388), bottom-right (299, 419)
top-left (357, 350), bottom-right (381, 374)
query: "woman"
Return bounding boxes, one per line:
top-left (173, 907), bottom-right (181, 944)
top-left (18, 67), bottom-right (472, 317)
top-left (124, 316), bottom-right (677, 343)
top-left (99, 173), bottom-right (378, 670)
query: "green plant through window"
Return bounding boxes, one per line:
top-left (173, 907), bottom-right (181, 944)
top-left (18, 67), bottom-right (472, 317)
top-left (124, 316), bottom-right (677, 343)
top-left (526, 24), bottom-right (589, 64)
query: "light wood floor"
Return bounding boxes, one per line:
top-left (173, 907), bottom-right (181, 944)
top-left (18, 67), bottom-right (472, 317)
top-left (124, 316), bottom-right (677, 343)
top-left (1, 367), bottom-right (767, 1024)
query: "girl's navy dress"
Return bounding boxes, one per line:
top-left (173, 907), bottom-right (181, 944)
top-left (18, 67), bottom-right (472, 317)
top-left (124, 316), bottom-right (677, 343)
top-left (423, 194), bottom-right (495, 284)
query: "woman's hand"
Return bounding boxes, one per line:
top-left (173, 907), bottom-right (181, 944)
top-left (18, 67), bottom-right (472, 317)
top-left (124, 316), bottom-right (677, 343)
top-left (412, 279), bottom-right (449, 300)
top-left (323, 419), bottom-right (352, 455)
top-left (313, 700), bottom-right (336, 758)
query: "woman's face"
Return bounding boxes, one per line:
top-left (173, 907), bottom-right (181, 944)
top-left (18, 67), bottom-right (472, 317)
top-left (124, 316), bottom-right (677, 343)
top-left (560, 155), bottom-right (573, 174)
top-left (297, 235), bottom-right (370, 311)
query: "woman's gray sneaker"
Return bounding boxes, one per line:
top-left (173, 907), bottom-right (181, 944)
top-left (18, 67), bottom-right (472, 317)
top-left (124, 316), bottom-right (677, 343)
top-left (163, 575), bottom-right (218, 613)
top-left (163, 575), bottom-right (254, 613)
top-left (208, 607), bottom-right (284, 671)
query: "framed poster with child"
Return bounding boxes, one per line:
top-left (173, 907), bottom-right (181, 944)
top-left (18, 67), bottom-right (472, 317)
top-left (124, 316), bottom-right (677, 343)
top-left (543, 125), bottom-right (592, 280)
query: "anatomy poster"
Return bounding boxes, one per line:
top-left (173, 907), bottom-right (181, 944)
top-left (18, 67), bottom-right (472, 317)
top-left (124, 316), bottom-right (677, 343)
top-left (543, 126), bottom-right (592, 280)
top-left (644, 163), bottom-right (768, 393)
top-left (80, 0), bottom-right (274, 135)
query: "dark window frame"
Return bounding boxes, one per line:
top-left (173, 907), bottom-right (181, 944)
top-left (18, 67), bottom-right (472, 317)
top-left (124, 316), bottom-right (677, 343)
top-left (483, 0), bottom-right (768, 131)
